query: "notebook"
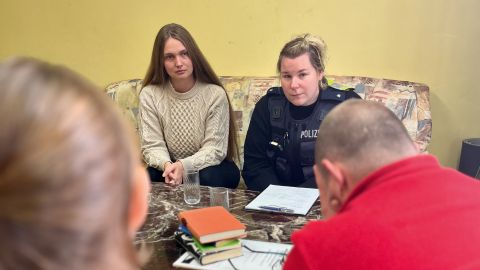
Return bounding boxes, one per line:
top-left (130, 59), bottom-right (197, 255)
top-left (245, 185), bottom-right (319, 215)
top-left (173, 239), bottom-right (292, 270)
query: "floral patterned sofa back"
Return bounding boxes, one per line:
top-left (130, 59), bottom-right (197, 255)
top-left (105, 76), bottom-right (431, 167)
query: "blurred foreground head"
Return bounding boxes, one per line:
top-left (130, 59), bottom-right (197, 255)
top-left (0, 57), bottom-right (149, 270)
top-left (314, 99), bottom-right (418, 218)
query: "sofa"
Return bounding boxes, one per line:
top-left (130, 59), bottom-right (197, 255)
top-left (105, 75), bottom-right (431, 169)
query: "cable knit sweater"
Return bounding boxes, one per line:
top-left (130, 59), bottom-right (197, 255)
top-left (139, 81), bottom-right (229, 173)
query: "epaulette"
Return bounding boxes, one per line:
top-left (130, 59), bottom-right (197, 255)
top-left (266, 87), bottom-right (284, 96)
top-left (320, 86), bottom-right (353, 102)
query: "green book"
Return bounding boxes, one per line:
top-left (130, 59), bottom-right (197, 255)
top-left (192, 236), bottom-right (241, 254)
top-left (174, 230), bottom-right (243, 265)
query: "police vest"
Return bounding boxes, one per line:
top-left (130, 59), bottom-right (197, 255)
top-left (266, 86), bottom-right (352, 185)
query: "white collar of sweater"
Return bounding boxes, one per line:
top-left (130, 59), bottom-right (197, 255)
top-left (167, 80), bottom-right (202, 100)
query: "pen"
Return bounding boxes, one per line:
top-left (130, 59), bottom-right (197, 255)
top-left (258, 205), bottom-right (294, 213)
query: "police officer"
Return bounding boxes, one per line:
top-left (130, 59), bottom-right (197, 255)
top-left (243, 34), bottom-right (360, 192)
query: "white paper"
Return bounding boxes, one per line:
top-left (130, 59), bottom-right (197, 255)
top-left (172, 239), bottom-right (292, 270)
top-left (244, 185), bottom-right (319, 215)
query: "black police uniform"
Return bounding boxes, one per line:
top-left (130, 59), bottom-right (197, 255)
top-left (242, 85), bottom-right (360, 192)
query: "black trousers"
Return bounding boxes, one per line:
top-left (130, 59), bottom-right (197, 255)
top-left (147, 159), bottom-right (240, 189)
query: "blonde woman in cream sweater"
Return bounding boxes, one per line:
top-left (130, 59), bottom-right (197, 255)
top-left (139, 23), bottom-right (239, 188)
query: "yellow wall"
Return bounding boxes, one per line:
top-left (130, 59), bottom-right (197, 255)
top-left (1, 0), bottom-right (479, 168)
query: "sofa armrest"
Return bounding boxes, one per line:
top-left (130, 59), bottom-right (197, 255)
top-left (105, 79), bottom-right (143, 132)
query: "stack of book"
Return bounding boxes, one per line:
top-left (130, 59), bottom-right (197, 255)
top-left (175, 206), bottom-right (247, 265)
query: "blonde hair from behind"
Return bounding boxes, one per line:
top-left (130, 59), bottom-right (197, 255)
top-left (0, 57), bottom-right (144, 270)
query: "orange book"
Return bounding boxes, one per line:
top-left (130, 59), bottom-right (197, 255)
top-left (178, 206), bottom-right (246, 244)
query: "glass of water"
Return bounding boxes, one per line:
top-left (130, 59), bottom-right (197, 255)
top-left (183, 169), bottom-right (200, 205)
top-left (209, 187), bottom-right (229, 210)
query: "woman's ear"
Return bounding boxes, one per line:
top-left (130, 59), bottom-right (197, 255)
top-left (127, 165), bottom-right (151, 238)
top-left (317, 70), bottom-right (325, 82)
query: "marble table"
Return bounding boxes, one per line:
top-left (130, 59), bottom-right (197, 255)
top-left (136, 183), bottom-right (322, 269)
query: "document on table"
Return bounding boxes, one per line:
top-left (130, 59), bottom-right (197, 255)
top-left (172, 239), bottom-right (292, 270)
top-left (244, 184), bottom-right (319, 215)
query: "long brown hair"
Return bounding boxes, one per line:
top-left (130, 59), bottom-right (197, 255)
top-left (0, 57), bottom-right (142, 270)
top-left (143, 23), bottom-right (239, 161)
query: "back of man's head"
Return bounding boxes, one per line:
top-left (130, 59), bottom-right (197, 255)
top-left (315, 99), bottom-right (418, 181)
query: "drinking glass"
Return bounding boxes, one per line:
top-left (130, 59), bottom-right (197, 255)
top-left (183, 170), bottom-right (200, 205)
top-left (209, 187), bottom-right (229, 210)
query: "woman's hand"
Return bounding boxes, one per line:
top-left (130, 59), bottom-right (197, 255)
top-left (163, 161), bottom-right (184, 186)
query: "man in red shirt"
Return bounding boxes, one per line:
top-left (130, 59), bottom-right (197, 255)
top-left (283, 100), bottom-right (480, 270)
